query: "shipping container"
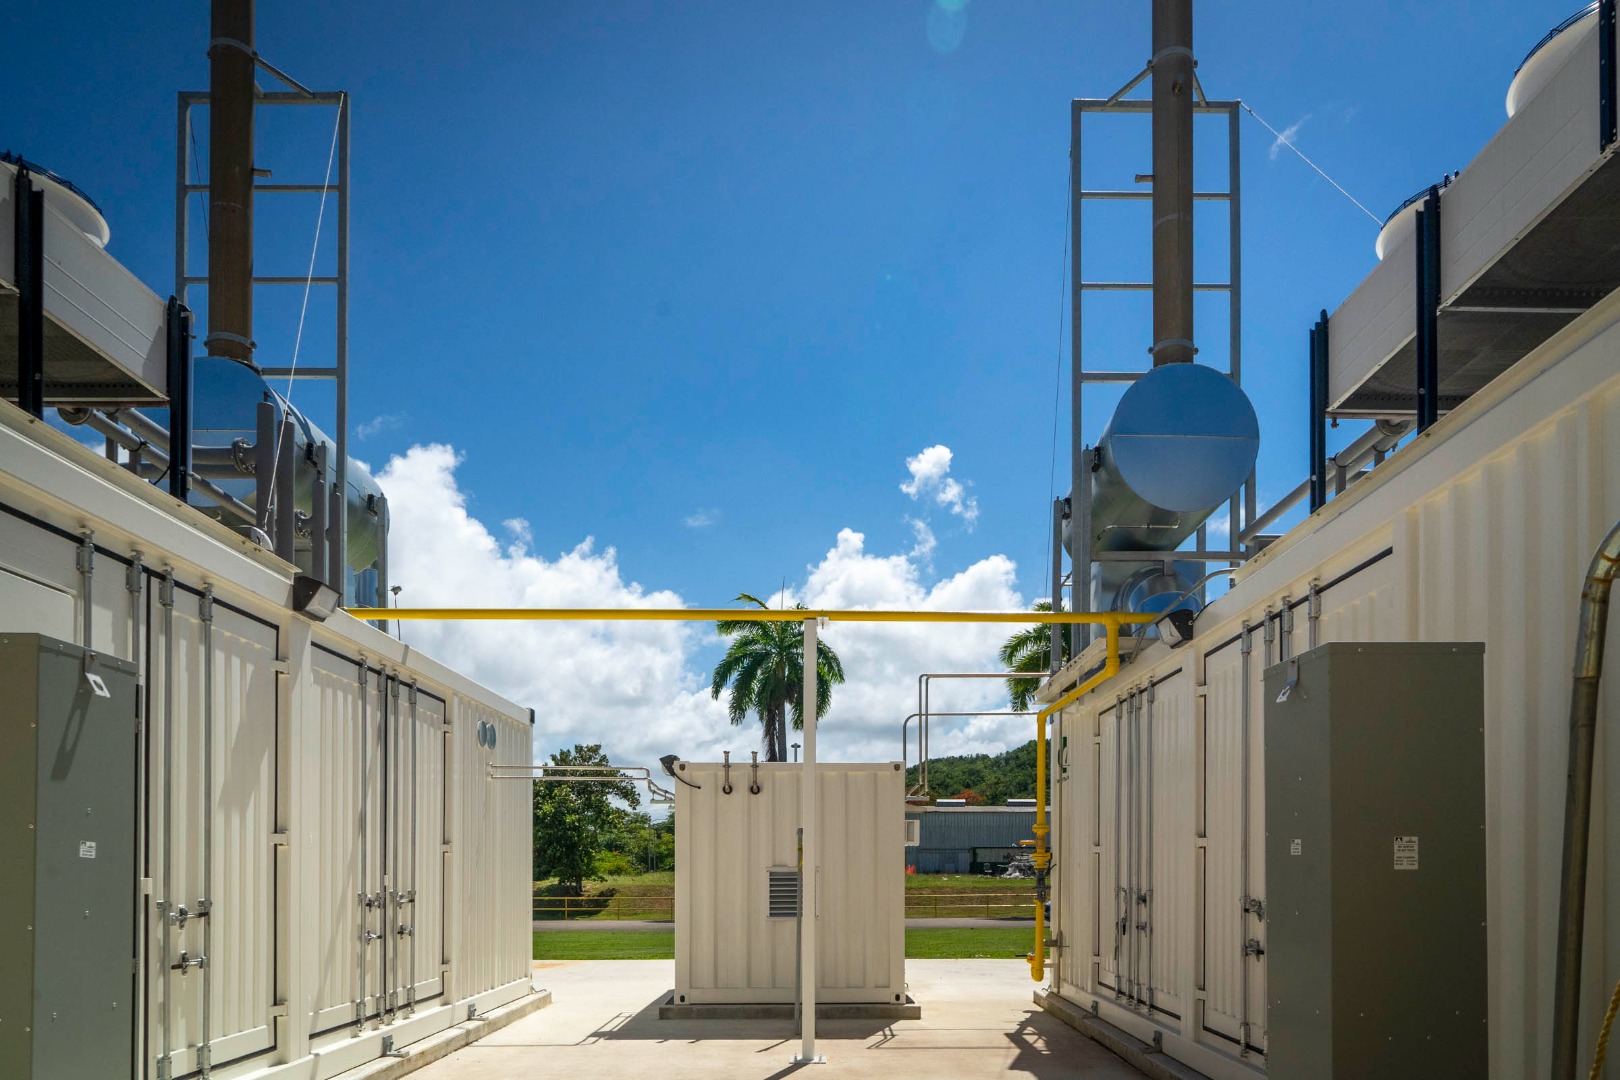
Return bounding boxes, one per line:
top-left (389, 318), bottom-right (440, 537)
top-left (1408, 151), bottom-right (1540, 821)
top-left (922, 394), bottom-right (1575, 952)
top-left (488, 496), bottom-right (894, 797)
top-left (1043, 283), bottom-right (1620, 1079)
top-left (674, 761), bottom-right (905, 1006)
top-left (0, 404), bottom-right (535, 1080)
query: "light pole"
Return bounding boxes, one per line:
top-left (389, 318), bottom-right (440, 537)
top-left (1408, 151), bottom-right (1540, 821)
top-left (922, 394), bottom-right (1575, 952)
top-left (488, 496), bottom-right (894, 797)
top-left (791, 742), bottom-right (800, 762)
top-left (389, 584), bottom-right (402, 639)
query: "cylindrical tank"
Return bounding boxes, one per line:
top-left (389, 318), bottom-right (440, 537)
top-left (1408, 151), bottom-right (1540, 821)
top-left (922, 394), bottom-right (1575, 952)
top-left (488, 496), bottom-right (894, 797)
top-left (1375, 176), bottom-right (1456, 261)
top-left (191, 358), bottom-right (387, 571)
top-left (1507, 3), bottom-right (1599, 118)
top-left (1078, 363), bottom-right (1259, 552)
top-left (1065, 363), bottom-right (1259, 612)
top-left (1, 152), bottom-right (111, 248)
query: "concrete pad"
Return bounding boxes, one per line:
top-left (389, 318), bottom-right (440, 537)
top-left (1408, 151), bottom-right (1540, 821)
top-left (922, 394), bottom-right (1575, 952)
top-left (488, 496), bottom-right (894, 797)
top-left (403, 958), bottom-right (1147, 1078)
top-left (657, 995), bottom-right (921, 1020)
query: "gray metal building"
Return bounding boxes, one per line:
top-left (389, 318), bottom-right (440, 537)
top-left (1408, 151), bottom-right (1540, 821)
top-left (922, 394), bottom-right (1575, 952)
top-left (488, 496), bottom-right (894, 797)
top-left (904, 805), bottom-right (1038, 874)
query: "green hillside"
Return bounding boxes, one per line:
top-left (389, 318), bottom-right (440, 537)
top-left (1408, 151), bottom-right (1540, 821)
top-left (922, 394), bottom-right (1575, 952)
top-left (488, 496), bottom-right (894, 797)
top-left (905, 739), bottom-right (1038, 804)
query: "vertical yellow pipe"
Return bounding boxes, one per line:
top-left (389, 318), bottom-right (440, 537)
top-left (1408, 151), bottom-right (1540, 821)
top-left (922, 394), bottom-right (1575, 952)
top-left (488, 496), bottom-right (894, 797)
top-left (1031, 621), bottom-right (1121, 980)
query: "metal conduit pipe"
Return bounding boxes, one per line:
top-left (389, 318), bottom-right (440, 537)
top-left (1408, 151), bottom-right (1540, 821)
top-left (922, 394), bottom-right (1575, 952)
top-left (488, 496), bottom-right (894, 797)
top-left (354, 662), bottom-right (370, 1037)
top-left (199, 587), bottom-right (215, 1076)
top-left (1114, 696), bottom-right (1127, 1003)
top-left (1145, 682), bottom-right (1156, 1011)
top-left (1239, 421), bottom-right (1411, 545)
top-left (1132, 690), bottom-right (1144, 1006)
top-left (1126, 691), bottom-right (1138, 1004)
top-left (1551, 515), bottom-right (1620, 1079)
top-left (66, 409), bottom-right (259, 525)
top-left (1279, 595), bottom-right (1294, 659)
top-left (76, 531), bottom-right (93, 649)
top-left (407, 682), bottom-right (419, 1015)
top-left (158, 569), bottom-right (176, 1080)
top-left (387, 675), bottom-right (399, 1024)
top-left (126, 555), bottom-right (145, 1080)
top-left (1238, 621), bottom-right (1254, 1054)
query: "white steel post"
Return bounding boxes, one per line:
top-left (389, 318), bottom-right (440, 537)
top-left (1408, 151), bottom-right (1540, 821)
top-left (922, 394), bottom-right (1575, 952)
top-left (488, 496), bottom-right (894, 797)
top-left (794, 617), bottom-right (826, 1065)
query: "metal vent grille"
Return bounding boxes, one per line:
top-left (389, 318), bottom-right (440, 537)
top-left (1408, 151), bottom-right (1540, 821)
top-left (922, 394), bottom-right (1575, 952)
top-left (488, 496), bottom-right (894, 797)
top-left (767, 867), bottom-right (801, 919)
top-left (904, 819), bottom-right (921, 847)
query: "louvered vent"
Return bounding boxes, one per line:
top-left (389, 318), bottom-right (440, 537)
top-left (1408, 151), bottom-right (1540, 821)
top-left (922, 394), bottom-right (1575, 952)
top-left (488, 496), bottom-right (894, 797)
top-left (904, 819), bottom-right (921, 847)
top-left (767, 867), bottom-right (801, 919)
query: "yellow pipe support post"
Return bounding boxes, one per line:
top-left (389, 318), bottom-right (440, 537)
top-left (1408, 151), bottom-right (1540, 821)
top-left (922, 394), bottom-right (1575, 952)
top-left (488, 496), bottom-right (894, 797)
top-left (1029, 621), bottom-right (1126, 981)
top-left (339, 603), bottom-right (1151, 985)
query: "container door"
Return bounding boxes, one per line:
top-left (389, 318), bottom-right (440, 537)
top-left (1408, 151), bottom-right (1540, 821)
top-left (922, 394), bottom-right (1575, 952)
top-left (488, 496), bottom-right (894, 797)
top-left (145, 586), bottom-right (279, 1077)
top-left (306, 650), bottom-right (388, 1037)
top-left (1200, 635), bottom-right (1266, 1057)
top-left (378, 680), bottom-right (447, 1018)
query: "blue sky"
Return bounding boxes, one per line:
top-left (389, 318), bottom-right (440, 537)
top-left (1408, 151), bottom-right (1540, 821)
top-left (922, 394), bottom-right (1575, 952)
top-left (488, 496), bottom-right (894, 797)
top-left (1, 1), bottom-right (1582, 765)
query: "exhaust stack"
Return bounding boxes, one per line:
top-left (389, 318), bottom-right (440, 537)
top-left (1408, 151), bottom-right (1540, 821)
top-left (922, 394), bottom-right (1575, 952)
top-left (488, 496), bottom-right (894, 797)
top-left (1068, 0), bottom-right (1259, 617)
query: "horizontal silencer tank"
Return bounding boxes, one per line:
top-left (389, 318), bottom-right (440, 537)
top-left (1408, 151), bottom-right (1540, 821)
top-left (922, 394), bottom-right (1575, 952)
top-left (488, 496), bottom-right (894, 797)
top-left (1071, 362), bottom-right (1260, 558)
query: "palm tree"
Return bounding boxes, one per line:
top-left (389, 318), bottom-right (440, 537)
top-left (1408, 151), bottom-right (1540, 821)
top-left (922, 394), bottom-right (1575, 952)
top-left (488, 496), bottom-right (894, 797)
top-left (998, 600), bottom-right (1071, 712)
top-left (711, 593), bottom-right (846, 761)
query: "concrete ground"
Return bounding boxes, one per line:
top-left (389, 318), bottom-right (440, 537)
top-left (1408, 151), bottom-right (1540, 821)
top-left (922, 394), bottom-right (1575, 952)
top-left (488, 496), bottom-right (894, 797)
top-left (405, 958), bottom-right (1146, 1079)
top-left (532, 917), bottom-right (1036, 931)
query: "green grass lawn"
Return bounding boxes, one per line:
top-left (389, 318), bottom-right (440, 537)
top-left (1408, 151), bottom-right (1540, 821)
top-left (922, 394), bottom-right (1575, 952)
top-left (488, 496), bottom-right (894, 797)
top-left (532, 927), bottom-right (1032, 961)
top-left (534, 931), bottom-right (675, 960)
top-left (904, 927), bottom-right (1033, 959)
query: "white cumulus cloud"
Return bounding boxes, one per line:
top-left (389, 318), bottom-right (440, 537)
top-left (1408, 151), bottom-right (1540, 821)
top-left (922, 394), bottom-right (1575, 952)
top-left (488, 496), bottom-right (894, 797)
top-left (900, 444), bottom-right (979, 527)
top-left (377, 444), bottom-right (733, 773)
top-left (376, 443), bottom-right (1032, 784)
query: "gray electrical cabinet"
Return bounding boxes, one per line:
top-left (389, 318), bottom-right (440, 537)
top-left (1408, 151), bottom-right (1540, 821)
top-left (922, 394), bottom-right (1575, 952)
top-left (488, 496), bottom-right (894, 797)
top-left (0, 634), bottom-right (139, 1080)
top-left (1263, 641), bottom-right (1486, 1079)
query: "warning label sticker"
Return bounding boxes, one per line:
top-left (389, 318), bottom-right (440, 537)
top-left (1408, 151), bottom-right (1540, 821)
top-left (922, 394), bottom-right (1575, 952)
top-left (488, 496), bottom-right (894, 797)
top-left (1394, 836), bottom-right (1419, 870)
top-left (1289, 838), bottom-right (1302, 856)
top-left (78, 840), bottom-right (97, 859)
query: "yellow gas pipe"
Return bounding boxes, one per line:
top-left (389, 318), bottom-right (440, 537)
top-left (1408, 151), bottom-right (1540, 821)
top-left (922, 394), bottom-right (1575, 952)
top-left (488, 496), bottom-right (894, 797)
top-left (1029, 620), bottom-right (1133, 981)
top-left (341, 602), bottom-right (1150, 982)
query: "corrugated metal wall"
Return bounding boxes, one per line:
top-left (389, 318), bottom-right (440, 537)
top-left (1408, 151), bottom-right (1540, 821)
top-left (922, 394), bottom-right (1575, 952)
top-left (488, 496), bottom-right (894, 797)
top-left (676, 762), bottom-right (905, 1005)
top-left (0, 407), bottom-right (535, 1080)
top-left (904, 808), bottom-right (1036, 874)
top-left (1047, 297), bottom-right (1620, 1079)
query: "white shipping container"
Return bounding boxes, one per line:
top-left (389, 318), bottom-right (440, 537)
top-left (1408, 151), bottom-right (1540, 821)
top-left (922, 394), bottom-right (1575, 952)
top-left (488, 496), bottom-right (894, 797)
top-left (674, 761), bottom-right (906, 1006)
top-left (1043, 286), bottom-right (1620, 1079)
top-left (0, 404), bottom-right (536, 1080)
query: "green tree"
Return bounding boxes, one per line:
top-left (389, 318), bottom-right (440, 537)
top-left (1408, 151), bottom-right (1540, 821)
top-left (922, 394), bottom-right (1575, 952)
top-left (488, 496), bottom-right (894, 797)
top-left (711, 593), bottom-right (845, 761)
top-left (904, 740), bottom-right (1038, 804)
top-left (533, 744), bottom-right (641, 896)
top-left (999, 600), bottom-right (1071, 712)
